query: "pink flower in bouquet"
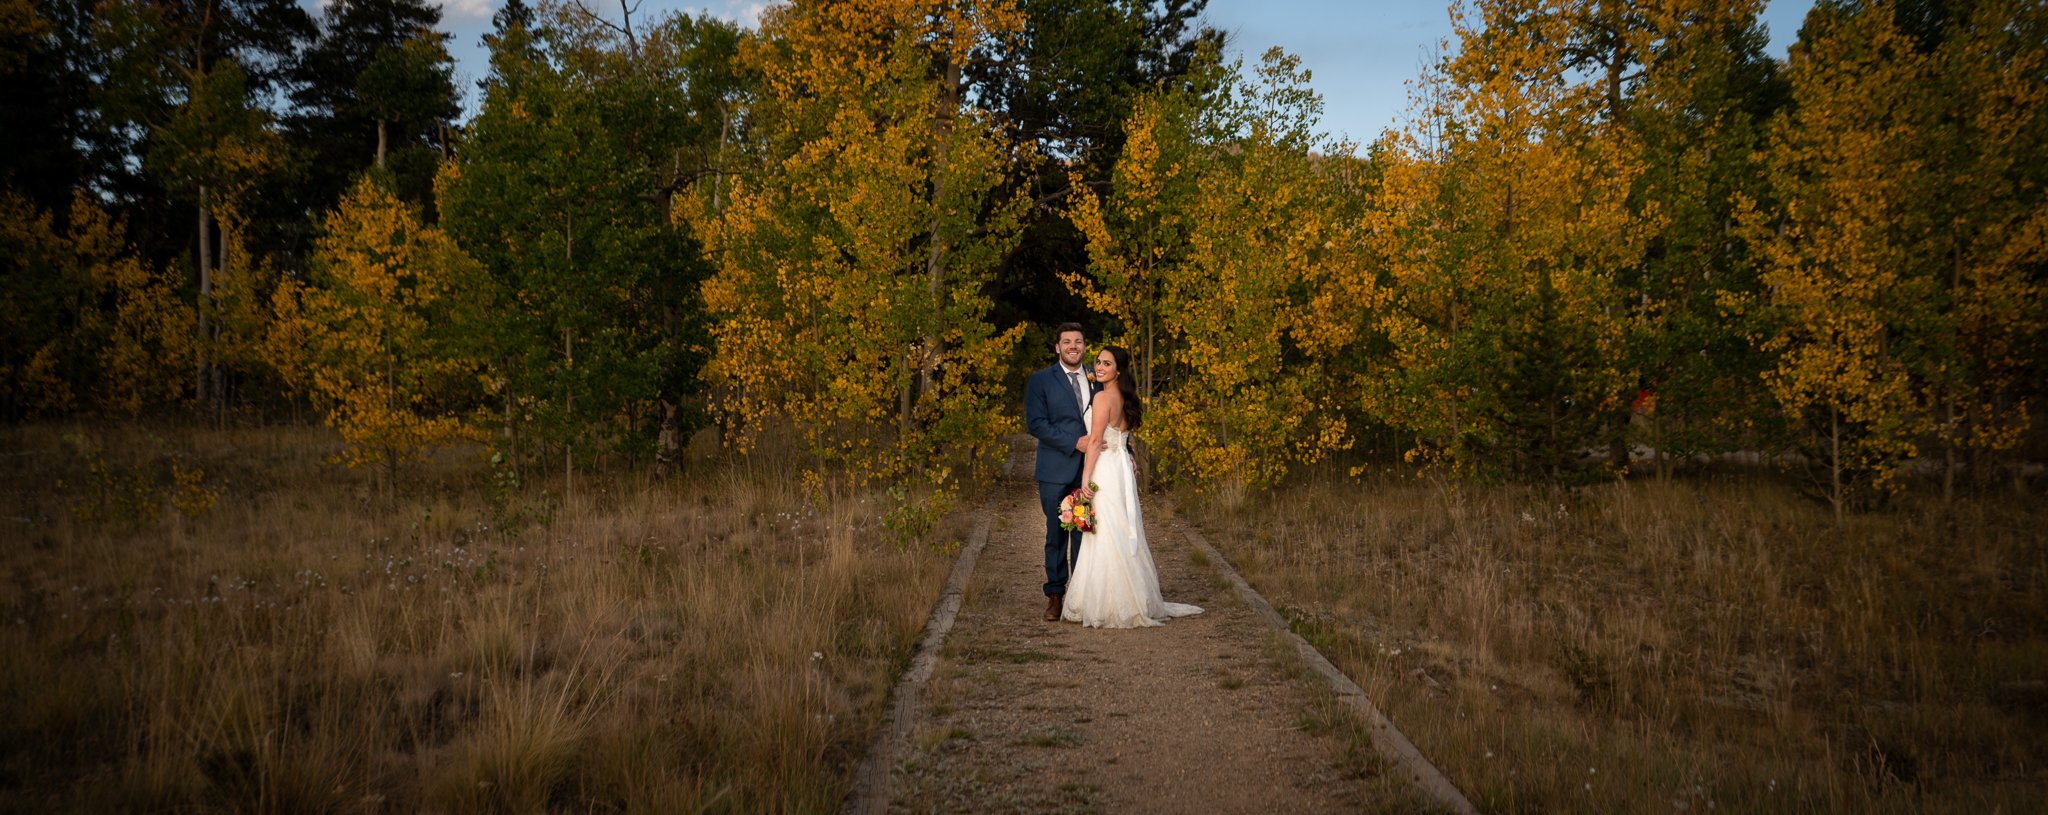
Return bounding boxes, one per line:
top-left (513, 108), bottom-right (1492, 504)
top-left (1059, 485), bottom-right (1098, 533)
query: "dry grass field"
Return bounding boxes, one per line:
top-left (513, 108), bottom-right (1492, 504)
top-left (1185, 469), bottom-right (2048, 812)
top-left (0, 424), bottom-right (963, 813)
top-left (11, 421), bottom-right (2043, 813)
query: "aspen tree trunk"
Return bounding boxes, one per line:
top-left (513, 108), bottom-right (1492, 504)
top-left (564, 328), bottom-right (574, 504)
top-left (657, 398), bottom-right (681, 470)
top-left (616, 0), bottom-right (640, 60)
top-left (505, 376), bottom-right (520, 477)
top-left (1601, 47), bottom-right (1636, 474)
top-left (197, 184), bottom-right (213, 407)
top-left (1944, 400), bottom-right (1958, 506)
top-left (1143, 303), bottom-right (1154, 400)
top-left (915, 57), bottom-right (961, 434)
top-left (898, 354), bottom-right (918, 441)
top-left (1448, 305), bottom-right (1460, 447)
top-left (1652, 409), bottom-right (1667, 482)
top-left (1830, 403), bottom-right (1843, 525)
top-left (713, 104), bottom-right (731, 211)
top-left (375, 120), bottom-right (388, 170)
top-left (387, 353), bottom-right (399, 500)
top-left (1945, 237), bottom-right (1963, 506)
top-left (564, 209), bottom-right (574, 504)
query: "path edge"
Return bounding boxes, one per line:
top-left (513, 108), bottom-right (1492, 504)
top-left (840, 498), bottom-right (995, 815)
top-left (1178, 519), bottom-right (1480, 815)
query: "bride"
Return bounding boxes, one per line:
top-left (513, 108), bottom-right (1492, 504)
top-left (1061, 345), bottom-right (1203, 629)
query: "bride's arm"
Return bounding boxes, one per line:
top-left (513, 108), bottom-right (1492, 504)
top-left (1079, 393), bottom-right (1114, 498)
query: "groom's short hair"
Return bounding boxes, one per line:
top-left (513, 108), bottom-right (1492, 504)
top-left (1053, 322), bottom-right (1084, 345)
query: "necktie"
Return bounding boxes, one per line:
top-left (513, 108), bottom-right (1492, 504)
top-left (1068, 371), bottom-right (1086, 415)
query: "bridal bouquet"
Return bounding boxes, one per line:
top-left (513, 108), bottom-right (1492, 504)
top-left (1059, 483), bottom-right (1100, 533)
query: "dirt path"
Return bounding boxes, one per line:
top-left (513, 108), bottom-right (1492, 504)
top-left (857, 441), bottom-right (1411, 814)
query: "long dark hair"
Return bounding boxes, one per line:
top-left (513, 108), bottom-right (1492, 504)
top-left (1104, 345), bottom-right (1143, 432)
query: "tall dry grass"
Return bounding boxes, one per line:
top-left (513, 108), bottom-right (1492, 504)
top-left (1185, 469), bottom-right (2048, 812)
top-left (0, 424), bottom-right (964, 812)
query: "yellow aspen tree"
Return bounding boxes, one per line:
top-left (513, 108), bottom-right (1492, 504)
top-left (71, 192), bottom-right (200, 416)
top-left (1746, 0), bottom-right (2046, 512)
top-left (1064, 82), bottom-right (1203, 400)
top-left (1740, 1), bottom-right (1931, 514)
top-left (204, 200), bottom-right (293, 408)
top-left (143, 58), bottom-right (280, 409)
top-left (0, 191), bottom-right (196, 417)
top-left (1364, 0), bottom-right (1658, 479)
top-left (1146, 49), bottom-right (1366, 491)
top-left (0, 191), bottom-right (80, 415)
top-left (678, 0), bottom-right (1027, 499)
top-left (271, 177), bottom-right (487, 484)
top-left (1917, 0), bottom-right (2047, 499)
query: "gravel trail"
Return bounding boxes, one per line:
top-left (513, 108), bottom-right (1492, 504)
top-left (861, 439), bottom-right (1399, 814)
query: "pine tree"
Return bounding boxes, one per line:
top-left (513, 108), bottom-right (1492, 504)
top-left (288, 0), bottom-right (453, 214)
top-left (967, 0), bottom-right (1225, 332)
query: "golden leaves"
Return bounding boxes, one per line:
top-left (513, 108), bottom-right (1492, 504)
top-left (1363, 0), bottom-right (1659, 474)
top-left (274, 178), bottom-right (486, 469)
top-left (1743, 0), bottom-right (2046, 501)
top-left (1072, 50), bottom-right (1365, 491)
top-left (0, 191), bottom-right (195, 417)
top-left (680, 0), bottom-right (1025, 493)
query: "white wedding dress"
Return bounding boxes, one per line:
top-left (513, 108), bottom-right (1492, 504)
top-left (1061, 412), bottom-right (1203, 629)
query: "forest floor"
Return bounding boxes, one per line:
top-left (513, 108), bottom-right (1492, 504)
top-left (855, 438), bottom-right (1440, 814)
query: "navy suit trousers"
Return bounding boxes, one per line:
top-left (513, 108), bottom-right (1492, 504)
top-left (1039, 476), bottom-right (1084, 597)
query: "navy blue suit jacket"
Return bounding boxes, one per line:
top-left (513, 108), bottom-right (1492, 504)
top-left (1025, 364), bottom-right (1099, 484)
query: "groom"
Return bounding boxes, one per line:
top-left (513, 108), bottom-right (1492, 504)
top-left (1024, 322), bottom-right (1097, 622)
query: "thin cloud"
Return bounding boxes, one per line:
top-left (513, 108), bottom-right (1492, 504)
top-left (676, 1), bottom-right (768, 29)
top-left (731, 2), bottom-right (766, 27)
top-left (437, 0), bottom-right (495, 23)
top-left (314, 1), bottom-right (495, 24)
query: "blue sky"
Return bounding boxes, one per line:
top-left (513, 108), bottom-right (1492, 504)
top-left (337, 0), bottom-right (1817, 145)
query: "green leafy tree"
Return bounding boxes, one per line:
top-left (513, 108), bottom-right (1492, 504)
top-left (1909, 0), bottom-right (2048, 498)
top-left (440, 2), bottom-right (737, 475)
top-left (354, 29), bottom-right (455, 172)
top-left (1621, 0), bottom-right (1788, 477)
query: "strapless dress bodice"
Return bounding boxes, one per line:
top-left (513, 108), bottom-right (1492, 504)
top-left (1101, 424), bottom-right (1128, 453)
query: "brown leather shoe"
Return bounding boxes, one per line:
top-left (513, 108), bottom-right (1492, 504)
top-left (1044, 594), bottom-right (1063, 622)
